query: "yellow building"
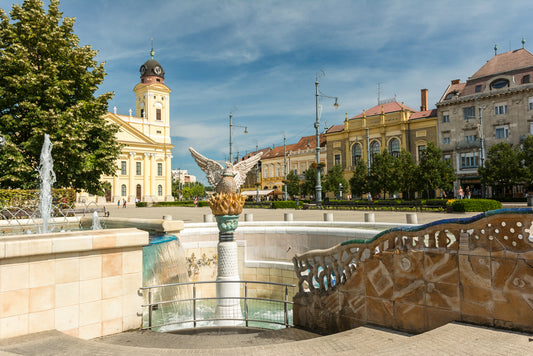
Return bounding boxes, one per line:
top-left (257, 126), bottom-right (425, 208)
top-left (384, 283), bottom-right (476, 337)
top-left (77, 52), bottom-right (174, 204)
top-left (325, 90), bottom-right (438, 186)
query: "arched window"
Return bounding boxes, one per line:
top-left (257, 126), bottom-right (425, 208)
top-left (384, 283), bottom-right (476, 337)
top-left (370, 141), bottom-right (380, 164)
top-left (121, 184), bottom-right (127, 196)
top-left (352, 143), bottom-right (362, 166)
top-left (158, 185), bottom-right (163, 196)
top-left (388, 138), bottom-right (400, 157)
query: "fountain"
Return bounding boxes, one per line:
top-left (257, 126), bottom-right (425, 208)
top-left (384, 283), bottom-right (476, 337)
top-left (190, 147), bottom-right (263, 326)
top-left (38, 133), bottom-right (56, 233)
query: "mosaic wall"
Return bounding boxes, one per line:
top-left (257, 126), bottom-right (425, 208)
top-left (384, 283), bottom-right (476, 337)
top-left (292, 208), bottom-right (533, 334)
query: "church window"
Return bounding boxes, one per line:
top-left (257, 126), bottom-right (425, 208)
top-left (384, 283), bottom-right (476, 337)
top-left (121, 161), bottom-right (126, 175)
top-left (352, 143), bottom-right (362, 166)
top-left (158, 185), bottom-right (163, 196)
top-left (157, 163), bottom-right (163, 176)
top-left (121, 185), bottom-right (127, 196)
top-left (136, 162), bottom-right (141, 175)
top-left (388, 138), bottom-right (400, 157)
top-left (370, 141), bottom-right (380, 164)
top-left (156, 109), bottom-right (161, 121)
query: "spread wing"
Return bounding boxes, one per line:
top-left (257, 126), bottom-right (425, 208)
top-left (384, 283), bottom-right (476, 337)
top-left (233, 151), bottom-right (263, 189)
top-left (189, 147), bottom-right (224, 188)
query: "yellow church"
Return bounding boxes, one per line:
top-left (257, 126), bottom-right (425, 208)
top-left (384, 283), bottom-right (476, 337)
top-left (77, 50), bottom-right (174, 204)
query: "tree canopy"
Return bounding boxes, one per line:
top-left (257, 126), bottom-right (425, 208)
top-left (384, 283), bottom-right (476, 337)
top-left (479, 142), bottom-right (523, 197)
top-left (417, 142), bottom-right (455, 197)
top-left (0, 0), bottom-right (122, 194)
top-left (323, 164), bottom-right (348, 196)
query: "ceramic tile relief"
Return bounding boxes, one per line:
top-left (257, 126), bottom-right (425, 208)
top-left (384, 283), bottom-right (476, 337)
top-left (293, 209), bottom-right (533, 334)
top-left (0, 228), bottom-right (148, 340)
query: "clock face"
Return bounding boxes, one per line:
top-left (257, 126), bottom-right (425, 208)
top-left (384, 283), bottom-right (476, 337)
top-left (140, 65), bottom-right (146, 75)
top-left (154, 66), bottom-right (162, 75)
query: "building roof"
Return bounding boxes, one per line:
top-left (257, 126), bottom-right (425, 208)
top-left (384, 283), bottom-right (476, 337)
top-left (410, 108), bottom-right (437, 120)
top-left (261, 134), bottom-right (325, 160)
top-left (350, 101), bottom-right (417, 120)
top-left (326, 124), bottom-right (344, 134)
top-left (470, 48), bottom-right (533, 79)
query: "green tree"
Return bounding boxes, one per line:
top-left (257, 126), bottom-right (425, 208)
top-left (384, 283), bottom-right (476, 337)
top-left (479, 143), bottom-right (523, 198)
top-left (181, 182), bottom-right (206, 200)
top-left (323, 164), bottom-right (348, 197)
top-left (521, 135), bottom-right (533, 191)
top-left (301, 164), bottom-right (323, 199)
top-left (368, 149), bottom-right (397, 197)
top-left (417, 142), bottom-right (455, 198)
top-left (349, 162), bottom-right (368, 199)
top-left (285, 170), bottom-right (300, 199)
top-left (395, 150), bottom-right (417, 199)
top-left (0, 0), bottom-right (122, 194)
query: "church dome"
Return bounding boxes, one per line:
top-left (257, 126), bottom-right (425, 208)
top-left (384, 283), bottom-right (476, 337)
top-left (139, 58), bottom-right (165, 79)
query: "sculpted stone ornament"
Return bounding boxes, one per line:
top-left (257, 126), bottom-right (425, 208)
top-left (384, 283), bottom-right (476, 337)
top-left (188, 147), bottom-right (263, 194)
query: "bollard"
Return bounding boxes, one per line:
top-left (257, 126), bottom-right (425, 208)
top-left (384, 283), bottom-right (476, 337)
top-left (245, 213), bottom-right (253, 222)
top-left (203, 214), bottom-right (214, 223)
top-left (284, 213), bottom-right (293, 221)
top-left (163, 215), bottom-right (172, 221)
top-left (323, 213), bottom-right (333, 222)
top-left (364, 212), bottom-right (375, 223)
top-left (406, 213), bottom-right (418, 224)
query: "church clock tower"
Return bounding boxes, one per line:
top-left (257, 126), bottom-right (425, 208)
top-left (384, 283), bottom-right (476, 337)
top-left (133, 48), bottom-right (171, 128)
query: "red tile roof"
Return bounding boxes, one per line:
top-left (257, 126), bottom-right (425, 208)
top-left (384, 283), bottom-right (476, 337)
top-left (410, 108), bottom-right (437, 120)
top-left (326, 124), bottom-right (344, 134)
top-left (262, 134), bottom-right (325, 159)
top-left (350, 101), bottom-right (417, 119)
top-left (470, 48), bottom-right (533, 79)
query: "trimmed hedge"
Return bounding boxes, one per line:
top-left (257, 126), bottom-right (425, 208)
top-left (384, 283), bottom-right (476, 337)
top-left (449, 199), bottom-right (502, 212)
top-left (0, 188), bottom-right (76, 209)
top-left (135, 202), bottom-right (148, 207)
top-left (152, 200), bottom-right (209, 207)
top-left (271, 201), bottom-right (297, 209)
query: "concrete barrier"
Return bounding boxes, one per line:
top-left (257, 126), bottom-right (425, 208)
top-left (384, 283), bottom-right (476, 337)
top-left (203, 214), bottom-right (214, 223)
top-left (324, 213), bottom-right (333, 222)
top-left (245, 213), bottom-right (253, 222)
top-left (406, 213), bottom-right (418, 224)
top-left (364, 212), bottom-right (375, 223)
top-left (284, 213), bottom-right (293, 221)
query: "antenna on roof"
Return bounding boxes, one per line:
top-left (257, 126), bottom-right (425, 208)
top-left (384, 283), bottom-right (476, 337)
top-left (522, 37), bottom-right (526, 49)
top-left (494, 44), bottom-right (498, 56)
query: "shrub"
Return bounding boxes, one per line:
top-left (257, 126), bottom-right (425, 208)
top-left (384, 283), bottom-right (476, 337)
top-left (153, 201), bottom-right (194, 207)
top-left (135, 201), bottom-right (147, 207)
top-left (272, 201), bottom-right (297, 209)
top-left (450, 199), bottom-right (502, 212)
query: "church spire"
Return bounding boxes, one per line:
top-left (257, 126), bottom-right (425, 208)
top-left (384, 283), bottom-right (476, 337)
top-left (150, 38), bottom-right (155, 59)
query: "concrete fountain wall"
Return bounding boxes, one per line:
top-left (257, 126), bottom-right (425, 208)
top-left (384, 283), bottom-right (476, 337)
top-left (0, 228), bottom-right (148, 340)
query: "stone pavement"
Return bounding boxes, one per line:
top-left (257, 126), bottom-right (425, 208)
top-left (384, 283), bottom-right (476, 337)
top-left (104, 204), bottom-right (492, 225)
top-left (0, 322), bottom-right (531, 355)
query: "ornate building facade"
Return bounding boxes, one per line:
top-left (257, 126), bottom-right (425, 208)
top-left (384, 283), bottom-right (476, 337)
top-left (325, 90), bottom-right (437, 186)
top-left (77, 51), bottom-right (174, 203)
top-left (436, 47), bottom-right (533, 197)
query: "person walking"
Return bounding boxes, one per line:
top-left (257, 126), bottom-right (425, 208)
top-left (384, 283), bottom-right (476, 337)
top-left (122, 198), bottom-right (127, 208)
top-left (458, 186), bottom-right (464, 200)
top-left (194, 197), bottom-right (198, 207)
top-left (465, 186), bottom-right (471, 199)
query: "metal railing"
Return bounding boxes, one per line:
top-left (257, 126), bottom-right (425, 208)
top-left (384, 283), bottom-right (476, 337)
top-left (139, 280), bottom-right (295, 330)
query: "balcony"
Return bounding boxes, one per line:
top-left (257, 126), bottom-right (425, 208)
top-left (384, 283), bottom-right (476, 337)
top-left (455, 138), bottom-right (481, 150)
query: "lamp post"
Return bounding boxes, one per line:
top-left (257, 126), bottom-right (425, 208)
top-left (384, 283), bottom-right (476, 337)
top-left (315, 72), bottom-right (339, 204)
top-left (229, 113), bottom-right (247, 163)
top-left (283, 135), bottom-right (288, 201)
top-left (256, 143), bottom-right (260, 202)
top-left (339, 183), bottom-right (343, 200)
top-left (478, 105), bottom-right (486, 198)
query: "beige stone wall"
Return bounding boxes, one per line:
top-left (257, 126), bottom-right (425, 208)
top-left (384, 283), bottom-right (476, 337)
top-left (0, 228), bottom-right (148, 340)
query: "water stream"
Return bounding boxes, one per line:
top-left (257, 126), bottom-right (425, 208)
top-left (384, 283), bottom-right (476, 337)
top-left (38, 134), bottom-right (56, 233)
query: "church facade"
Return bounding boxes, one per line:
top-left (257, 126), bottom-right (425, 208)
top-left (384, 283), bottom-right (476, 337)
top-left (77, 52), bottom-right (174, 204)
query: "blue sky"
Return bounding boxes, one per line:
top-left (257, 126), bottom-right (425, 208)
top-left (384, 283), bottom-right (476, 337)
top-left (2, 0), bottom-right (533, 185)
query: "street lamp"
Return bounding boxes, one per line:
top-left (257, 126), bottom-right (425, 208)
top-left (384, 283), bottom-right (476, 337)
top-left (283, 135), bottom-right (288, 201)
top-left (339, 183), bottom-right (343, 200)
top-left (229, 113), bottom-right (248, 162)
top-left (315, 71), bottom-right (339, 204)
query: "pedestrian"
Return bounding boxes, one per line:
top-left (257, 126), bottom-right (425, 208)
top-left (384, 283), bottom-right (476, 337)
top-left (458, 186), bottom-right (463, 200)
top-left (123, 198), bottom-right (126, 208)
top-left (135, 198), bottom-right (139, 207)
top-left (117, 200), bottom-right (121, 209)
top-left (367, 192), bottom-right (372, 201)
top-left (465, 186), bottom-right (471, 199)
top-left (194, 197), bottom-right (198, 207)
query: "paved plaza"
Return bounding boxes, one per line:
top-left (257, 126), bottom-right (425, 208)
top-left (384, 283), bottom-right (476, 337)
top-left (0, 204), bottom-right (530, 355)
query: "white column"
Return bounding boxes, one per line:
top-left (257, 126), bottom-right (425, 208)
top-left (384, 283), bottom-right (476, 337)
top-left (215, 240), bottom-right (242, 326)
top-left (128, 152), bottom-right (136, 202)
top-left (165, 153), bottom-right (173, 201)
